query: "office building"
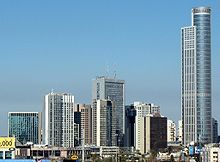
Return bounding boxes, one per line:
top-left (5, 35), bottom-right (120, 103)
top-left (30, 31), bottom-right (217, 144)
top-left (167, 120), bottom-right (176, 143)
top-left (181, 7), bottom-right (212, 145)
top-left (212, 118), bottom-right (218, 143)
top-left (74, 104), bottom-right (82, 146)
top-left (124, 104), bottom-right (136, 147)
top-left (92, 76), bottom-right (125, 146)
top-left (134, 102), bottom-right (160, 115)
top-left (135, 113), bottom-right (167, 154)
top-left (8, 112), bottom-right (42, 144)
top-left (92, 99), bottom-right (116, 146)
top-left (44, 92), bottom-right (74, 147)
top-left (74, 123), bottom-right (80, 146)
top-left (74, 104), bottom-right (92, 145)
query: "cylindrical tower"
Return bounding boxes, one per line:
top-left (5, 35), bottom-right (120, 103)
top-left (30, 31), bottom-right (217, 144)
top-left (192, 7), bottom-right (212, 144)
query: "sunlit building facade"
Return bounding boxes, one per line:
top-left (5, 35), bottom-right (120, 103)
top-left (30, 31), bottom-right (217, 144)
top-left (181, 7), bottom-right (212, 145)
top-left (8, 112), bottom-right (42, 144)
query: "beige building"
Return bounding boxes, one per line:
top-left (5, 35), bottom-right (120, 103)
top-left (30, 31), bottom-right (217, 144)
top-left (167, 120), bottom-right (176, 142)
top-left (76, 104), bottom-right (92, 145)
top-left (135, 113), bottom-right (167, 154)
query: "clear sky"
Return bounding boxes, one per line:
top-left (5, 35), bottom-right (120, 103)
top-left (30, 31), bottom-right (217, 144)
top-left (0, 0), bottom-right (220, 135)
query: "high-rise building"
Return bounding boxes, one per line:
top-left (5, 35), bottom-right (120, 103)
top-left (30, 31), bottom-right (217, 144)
top-left (92, 76), bottom-right (125, 146)
top-left (212, 118), bottom-right (218, 143)
top-left (181, 7), bottom-right (212, 145)
top-left (92, 99), bottom-right (116, 146)
top-left (8, 112), bottom-right (42, 144)
top-left (44, 92), bottom-right (75, 147)
top-left (135, 113), bottom-right (167, 154)
top-left (167, 120), bottom-right (176, 143)
top-left (124, 105), bottom-right (136, 147)
top-left (134, 102), bottom-right (160, 115)
top-left (74, 104), bottom-right (92, 145)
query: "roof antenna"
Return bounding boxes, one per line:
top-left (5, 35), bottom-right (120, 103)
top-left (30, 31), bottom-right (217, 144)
top-left (105, 61), bottom-right (110, 78)
top-left (114, 70), bottom-right (117, 79)
top-left (113, 63), bottom-right (117, 79)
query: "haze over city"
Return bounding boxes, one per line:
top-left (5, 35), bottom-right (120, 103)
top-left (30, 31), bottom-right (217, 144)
top-left (0, 0), bottom-right (220, 136)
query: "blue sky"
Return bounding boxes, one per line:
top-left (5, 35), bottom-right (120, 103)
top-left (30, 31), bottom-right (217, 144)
top-left (0, 0), bottom-right (220, 135)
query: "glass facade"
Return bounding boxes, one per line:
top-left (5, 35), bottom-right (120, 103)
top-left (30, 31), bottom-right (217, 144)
top-left (92, 76), bottom-right (125, 146)
top-left (192, 7), bottom-right (212, 144)
top-left (182, 7), bottom-right (212, 145)
top-left (8, 112), bottom-right (41, 144)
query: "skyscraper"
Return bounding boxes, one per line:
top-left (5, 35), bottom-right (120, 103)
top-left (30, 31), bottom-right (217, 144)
top-left (181, 7), bottom-right (212, 145)
top-left (92, 99), bottom-right (116, 146)
top-left (92, 76), bottom-right (125, 146)
top-left (74, 104), bottom-right (92, 145)
top-left (124, 104), bottom-right (136, 147)
top-left (8, 112), bottom-right (42, 144)
top-left (44, 92), bottom-right (75, 147)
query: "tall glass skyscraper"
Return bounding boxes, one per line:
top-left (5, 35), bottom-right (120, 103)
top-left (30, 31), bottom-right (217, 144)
top-left (8, 112), bottom-right (42, 144)
top-left (181, 7), bottom-right (212, 145)
top-left (92, 76), bottom-right (125, 146)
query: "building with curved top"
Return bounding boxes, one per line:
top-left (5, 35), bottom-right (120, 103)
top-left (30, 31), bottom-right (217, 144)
top-left (181, 7), bottom-right (212, 145)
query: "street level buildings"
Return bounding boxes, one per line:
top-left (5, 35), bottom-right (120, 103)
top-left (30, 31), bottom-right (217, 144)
top-left (44, 92), bottom-right (75, 147)
top-left (181, 7), bottom-right (212, 145)
top-left (92, 76), bottom-right (125, 146)
top-left (8, 112), bottom-right (42, 144)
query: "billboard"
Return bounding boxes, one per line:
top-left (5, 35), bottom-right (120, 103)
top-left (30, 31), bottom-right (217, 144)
top-left (189, 145), bottom-right (194, 156)
top-left (0, 137), bottom-right (16, 149)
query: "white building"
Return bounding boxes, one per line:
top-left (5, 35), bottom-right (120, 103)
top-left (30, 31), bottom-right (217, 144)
top-left (178, 120), bottom-right (183, 143)
top-left (202, 144), bottom-right (220, 162)
top-left (44, 92), bottom-right (75, 148)
top-left (134, 102), bottom-right (160, 115)
top-left (167, 120), bottom-right (176, 143)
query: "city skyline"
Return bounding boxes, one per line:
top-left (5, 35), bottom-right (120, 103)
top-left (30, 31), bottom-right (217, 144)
top-left (0, 1), bottom-right (220, 135)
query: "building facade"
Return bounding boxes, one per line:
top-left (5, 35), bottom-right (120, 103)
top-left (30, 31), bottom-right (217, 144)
top-left (74, 104), bottom-right (92, 145)
top-left (92, 76), bottom-right (125, 146)
top-left (92, 99), bottom-right (116, 146)
top-left (8, 112), bottom-right (42, 144)
top-left (44, 92), bottom-right (75, 147)
top-left (167, 120), bottom-right (176, 143)
top-left (178, 120), bottom-right (183, 143)
top-left (134, 102), bottom-right (160, 115)
top-left (181, 7), bottom-right (212, 145)
top-left (212, 118), bottom-right (218, 143)
top-left (135, 114), bottom-right (167, 154)
top-left (124, 105), bottom-right (136, 147)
